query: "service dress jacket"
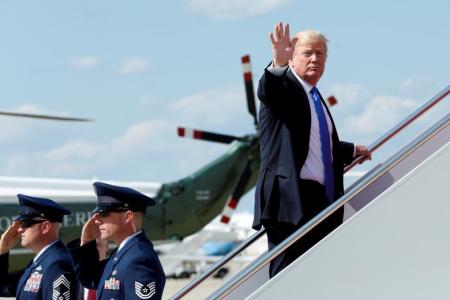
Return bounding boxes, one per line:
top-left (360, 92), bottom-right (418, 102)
top-left (0, 240), bottom-right (79, 300)
top-left (253, 67), bottom-right (355, 229)
top-left (69, 231), bottom-right (165, 300)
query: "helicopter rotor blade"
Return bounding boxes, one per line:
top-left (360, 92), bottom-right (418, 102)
top-left (241, 55), bottom-right (258, 127)
top-left (177, 127), bottom-right (239, 144)
top-left (220, 158), bottom-right (253, 224)
top-left (0, 110), bottom-right (94, 122)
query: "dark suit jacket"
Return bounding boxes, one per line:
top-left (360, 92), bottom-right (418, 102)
top-left (0, 240), bottom-right (78, 299)
top-left (69, 231), bottom-right (165, 300)
top-left (253, 67), bottom-right (355, 230)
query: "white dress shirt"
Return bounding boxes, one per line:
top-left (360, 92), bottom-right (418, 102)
top-left (267, 64), bottom-right (333, 185)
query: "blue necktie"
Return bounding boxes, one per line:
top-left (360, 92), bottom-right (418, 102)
top-left (310, 87), bottom-right (334, 202)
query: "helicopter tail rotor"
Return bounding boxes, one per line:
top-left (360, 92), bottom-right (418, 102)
top-left (177, 54), bottom-right (258, 145)
top-left (218, 55), bottom-right (259, 224)
top-left (220, 158), bottom-right (253, 224)
top-left (177, 54), bottom-right (260, 224)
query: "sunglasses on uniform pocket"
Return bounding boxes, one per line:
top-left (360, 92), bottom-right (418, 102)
top-left (20, 219), bottom-right (46, 228)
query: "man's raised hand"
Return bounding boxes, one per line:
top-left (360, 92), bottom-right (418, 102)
top-left (0, 222), bottom-right (21, 255)
top-left (270, 22), bottom-right (298, 67)
top-left (80, 216), bottom-right (100, 246)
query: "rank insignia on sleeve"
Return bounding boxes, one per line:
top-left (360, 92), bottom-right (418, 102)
top-left (52, 275), bottom-right (71, 300)
top-left (135, 281), bottom-right (156, 299)
top-left (24, 271), bottom-right (42, 292)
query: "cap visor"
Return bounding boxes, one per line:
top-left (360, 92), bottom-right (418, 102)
top-left (91, 206), bottom-right (103, 214)
top-left (15, 215), bottom-right (34, 221)
top-left (91, 206), bottom-right (114, 214)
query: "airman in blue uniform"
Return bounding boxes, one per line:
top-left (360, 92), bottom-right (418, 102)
top-left (0, 194), bottom-right (79, 299)
top-left (69, 181), bottom-right (165, 300)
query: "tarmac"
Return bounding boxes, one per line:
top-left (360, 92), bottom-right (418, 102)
top-left (163, 276), bottom-right (227, 299)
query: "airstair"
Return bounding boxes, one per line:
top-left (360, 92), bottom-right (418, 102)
top-left (170, 86), bottom-right (449, 300)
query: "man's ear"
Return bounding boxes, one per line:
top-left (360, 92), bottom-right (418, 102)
top-left (41, 221), bottom-right (52, 234)
top-left (124, 211), bottom-right (134, 224)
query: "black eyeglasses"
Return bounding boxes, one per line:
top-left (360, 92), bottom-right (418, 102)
top-left (20, 219), bottom-right (46, 229)
top-left (97, 208), bottom-right (129, 218)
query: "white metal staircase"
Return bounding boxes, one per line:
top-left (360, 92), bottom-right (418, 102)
top-left (171, 86), bottom-right (449, 300)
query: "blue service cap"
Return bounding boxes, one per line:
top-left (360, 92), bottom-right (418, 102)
top-left (92, 181), bottom-right (155, 214)
top-left (16, 194), bottom-right (71, 222)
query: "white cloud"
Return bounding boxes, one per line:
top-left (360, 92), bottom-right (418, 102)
top-left (118, 57), bottom-right (150, 74)
top-left (170, 86), bottom-right (243, 125)
top-left (328, 84), bottom-right (367, 108)
top-left (2, 118), bottom-right (173, 177)
top-left (18, 105), bottom-right (38, 113)
top-left (46, 119), bottom-right (170, 159)
top-left (401, 77), bottom-right (415, 88)
top-left (46, 141), bottom-right (102, 161)
top-left (68, 56), bottom-right (99, 69)
top-left (0, 85), bottom-right (254, 180)
top-left (181, 0), bottom-right (289, 19)
top-left (399, 77), bottom-right (446, 101)
top-left (4, 152), bottom-right (99, 178)
top-left (0, 105), bottom-right (57, 140)
top-left (345, 95), bottom-right (418, 134)
top-left (112, 120), bottom-right (168, 152)
top-left (4, 141), bottom-right (106, 177)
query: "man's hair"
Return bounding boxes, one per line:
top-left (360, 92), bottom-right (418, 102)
top-left (131, 211), bottom-right (144, 231)
top-left (293, 29), bottom-right (328, 54)
top-left (52, 222), bottom-right (62, 231)
top-left (47, 221), bottom-right (61, 238)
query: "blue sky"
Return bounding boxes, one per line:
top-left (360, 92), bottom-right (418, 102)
top-left (0, 1), bottom-right (448, 211)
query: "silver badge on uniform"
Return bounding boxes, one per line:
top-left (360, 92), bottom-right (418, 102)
top-left (135, 281), bottom-right (156, 299)
top-left (52, 275), bottom-right (71, 300)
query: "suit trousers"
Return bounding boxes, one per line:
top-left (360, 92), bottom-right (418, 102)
top-left (262, 179), bottom-right (344, 278)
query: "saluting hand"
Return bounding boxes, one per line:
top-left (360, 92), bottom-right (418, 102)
top-left (0, 221), bottom-right (21, 255)
top-left (80, 216), bottom-right (100, 246)
top-left (270, 21), bottom-right (298, 67)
